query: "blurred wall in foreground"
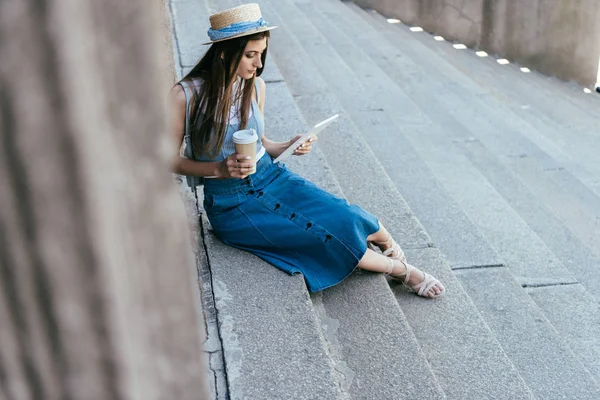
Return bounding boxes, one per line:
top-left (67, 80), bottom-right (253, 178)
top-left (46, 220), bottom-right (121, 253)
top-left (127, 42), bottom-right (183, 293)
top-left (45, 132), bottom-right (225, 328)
top-left (0, 0), bottom-right (206, 398)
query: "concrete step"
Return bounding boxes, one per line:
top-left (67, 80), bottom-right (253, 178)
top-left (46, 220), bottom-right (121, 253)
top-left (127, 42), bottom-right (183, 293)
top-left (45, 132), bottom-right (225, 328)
top-left (454, 267), bottom-right (600, 399)
top-left (527, 284), bottom-right (600, 383)
top-left (455, 138), bottom-right (600, 303)
top-left (359, 5), bottom-right (600, 200)
top-left (526, 74), bottom-right (600, 118)
top-left (322, 0), bottom-right (595, 394)
top-left (382, 10), bottom-right (600, 190)
top-left (349, 1), bottom-right (600, 389)
top-left (345, 1), bottom-right (600, 277)
top-left (263, 0), bottom-right (536, 398)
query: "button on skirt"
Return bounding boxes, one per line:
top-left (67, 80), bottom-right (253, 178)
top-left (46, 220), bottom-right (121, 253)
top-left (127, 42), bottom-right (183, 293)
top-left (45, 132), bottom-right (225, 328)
top-left (203, 154), bottom-right (380, 292)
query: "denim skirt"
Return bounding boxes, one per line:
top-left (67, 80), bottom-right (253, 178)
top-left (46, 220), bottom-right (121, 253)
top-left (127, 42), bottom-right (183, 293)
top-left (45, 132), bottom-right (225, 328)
top-left (203, 154), bottom-right (380, 292)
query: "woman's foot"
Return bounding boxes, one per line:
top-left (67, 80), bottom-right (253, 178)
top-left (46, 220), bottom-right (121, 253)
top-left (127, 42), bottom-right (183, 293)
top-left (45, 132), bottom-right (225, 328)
top-left (385, 258), bottom-right (445, 298)
top-left (373, 234), bottom-right (445, 298)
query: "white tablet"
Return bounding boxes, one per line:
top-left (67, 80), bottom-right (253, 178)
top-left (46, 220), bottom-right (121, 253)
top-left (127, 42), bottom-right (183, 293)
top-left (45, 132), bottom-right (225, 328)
top-left (273, 114), bottom-right (339, 163)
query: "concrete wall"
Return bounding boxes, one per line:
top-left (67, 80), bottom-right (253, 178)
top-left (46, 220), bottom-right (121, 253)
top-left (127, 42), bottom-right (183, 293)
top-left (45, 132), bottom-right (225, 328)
top-left (354, 0), bottom-right (600, 86)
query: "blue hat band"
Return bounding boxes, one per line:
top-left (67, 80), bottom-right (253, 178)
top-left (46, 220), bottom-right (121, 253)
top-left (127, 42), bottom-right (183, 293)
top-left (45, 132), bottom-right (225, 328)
top-left (207, 18), bottom-right (269, 42)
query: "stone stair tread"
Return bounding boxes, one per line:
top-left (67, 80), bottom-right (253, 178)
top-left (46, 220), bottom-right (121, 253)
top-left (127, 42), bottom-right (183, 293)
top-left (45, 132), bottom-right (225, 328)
top-left (264, 0), bottom-right (536, 398)
top-left (527, 284), bottom-right (600, 383)
top-left (312, 272), bottom-right (446, 400)
top-left (344, 1), bottom-right (600, 260)
top-left (171, 0), bottom-right (208, 68)
top-left (454, 267), bottom-right (600, 399)
top-left (360, 4), bottom-right (600, 193)
top-left (456, 138), bottom-right (600, 302)
top-left (398, 248), bottom-right (534, 399)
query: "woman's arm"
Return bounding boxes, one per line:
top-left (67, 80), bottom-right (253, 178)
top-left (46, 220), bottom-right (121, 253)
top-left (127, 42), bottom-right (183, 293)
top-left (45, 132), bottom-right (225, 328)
top-left (254, 77), bottom-right (315, 158)
top-left (169, 85), bottom-right (254, 179)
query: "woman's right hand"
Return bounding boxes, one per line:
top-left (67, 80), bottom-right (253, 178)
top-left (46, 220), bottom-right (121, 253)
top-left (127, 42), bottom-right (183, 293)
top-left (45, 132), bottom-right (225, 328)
top-left (217, 153), bottom-right (255, 179)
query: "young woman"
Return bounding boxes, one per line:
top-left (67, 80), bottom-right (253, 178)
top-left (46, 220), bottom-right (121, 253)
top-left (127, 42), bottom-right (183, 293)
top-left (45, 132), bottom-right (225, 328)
top-left (170, 3), bottom-right (445, 298)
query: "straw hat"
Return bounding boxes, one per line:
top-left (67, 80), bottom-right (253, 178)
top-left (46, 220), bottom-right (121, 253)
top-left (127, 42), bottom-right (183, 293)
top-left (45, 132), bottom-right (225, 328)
top-left (203, 3), bottom-right (278, 45)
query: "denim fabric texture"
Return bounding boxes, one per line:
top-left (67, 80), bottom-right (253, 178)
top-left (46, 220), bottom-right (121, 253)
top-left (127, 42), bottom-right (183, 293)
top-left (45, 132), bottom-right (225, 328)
top-left (204, 153), bottom-right (380, 292)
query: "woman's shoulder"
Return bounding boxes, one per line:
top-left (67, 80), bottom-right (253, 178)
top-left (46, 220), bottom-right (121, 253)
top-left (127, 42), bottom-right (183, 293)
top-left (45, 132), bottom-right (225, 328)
top-left (171, 77), bottom-right (205, 104)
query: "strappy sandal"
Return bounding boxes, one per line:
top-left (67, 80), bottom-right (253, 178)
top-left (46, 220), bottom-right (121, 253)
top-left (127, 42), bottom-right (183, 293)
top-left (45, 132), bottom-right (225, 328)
top-left (373, 234), bottom-right (445, 298)
top-left (384, 258), bottom-right (445, 298)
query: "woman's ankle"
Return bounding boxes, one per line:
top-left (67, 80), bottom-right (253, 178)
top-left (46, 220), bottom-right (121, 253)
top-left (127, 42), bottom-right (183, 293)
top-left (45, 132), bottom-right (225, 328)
top-left (371, 233), bottom-right (392, 251)
top-left (390, 259), bottom-right (408, 277)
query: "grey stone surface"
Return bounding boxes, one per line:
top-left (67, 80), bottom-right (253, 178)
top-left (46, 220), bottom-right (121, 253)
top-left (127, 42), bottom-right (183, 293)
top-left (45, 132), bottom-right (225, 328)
top-left (403, 126), bottom-right (576, 286)
top-left (202, 213), bottom-right (343, 400)
top-left (307, 0), bottom-right (565, 285)
top-left (312, 271), bottom-right (446, 400)
top-left (260, 62), bottom-right (285, 83)
top-left (455, 267), bottom-right (600, 399)
top-left (399, 248), bottom-right (534, 400)
top-left (526, 73), bottom-right (600, 119)
top-left (527, 284), bottom-right (600, 383)
top-left (336, 2), bottom-right (596, 285)
top-left (362, 5), bottom-right (600, 214)
top-left (170, 0), bottom-right (210, 67)
top-left (391, 17), bottom-right (600, 192)
top-left (504, 156), bottom-right (600, 258)
top-left (458, 138), bottom-right (600, 301)
top-left (405, 24), bottom-right (600, 126)
top-left (360, 4), bottom-right (600, 168)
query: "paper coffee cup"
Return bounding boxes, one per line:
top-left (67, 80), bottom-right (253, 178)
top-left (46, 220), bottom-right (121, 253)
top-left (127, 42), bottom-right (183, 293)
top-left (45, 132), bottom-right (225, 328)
top-left (232, 129), bottom-right (258, 174)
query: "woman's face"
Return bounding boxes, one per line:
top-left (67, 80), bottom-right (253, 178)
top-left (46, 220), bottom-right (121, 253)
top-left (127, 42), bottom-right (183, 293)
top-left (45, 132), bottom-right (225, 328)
top-left (236, 37), bottom-right (267, 80)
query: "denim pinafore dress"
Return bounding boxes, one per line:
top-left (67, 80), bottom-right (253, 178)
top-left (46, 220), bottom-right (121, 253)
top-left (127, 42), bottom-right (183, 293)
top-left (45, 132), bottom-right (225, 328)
top-left (179, 79), bottom-right (380, 292)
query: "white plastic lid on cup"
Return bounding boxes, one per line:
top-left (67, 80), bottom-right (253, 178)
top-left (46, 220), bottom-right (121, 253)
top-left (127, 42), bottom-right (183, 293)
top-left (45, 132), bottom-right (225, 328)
top-left (232, 129), bottom-right (258, 144)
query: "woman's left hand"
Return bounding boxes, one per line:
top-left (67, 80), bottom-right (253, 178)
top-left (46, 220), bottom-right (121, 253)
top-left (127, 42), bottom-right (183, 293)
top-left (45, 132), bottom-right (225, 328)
top-left (290, 135), bottom-right (318, 156)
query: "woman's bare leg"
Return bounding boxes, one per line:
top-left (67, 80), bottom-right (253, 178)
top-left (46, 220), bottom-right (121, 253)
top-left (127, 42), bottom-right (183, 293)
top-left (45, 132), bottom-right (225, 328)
top-left (366, 223), bottom-right (392, 251)
top-left (357, 250), bottom-right (443, 298)
top-left (361, 222), bottom-right (444, 298)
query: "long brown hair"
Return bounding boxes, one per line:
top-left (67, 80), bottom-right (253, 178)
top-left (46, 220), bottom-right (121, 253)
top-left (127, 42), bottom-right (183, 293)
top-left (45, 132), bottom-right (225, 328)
top-left (180, 31), bottom-right (269, 159)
